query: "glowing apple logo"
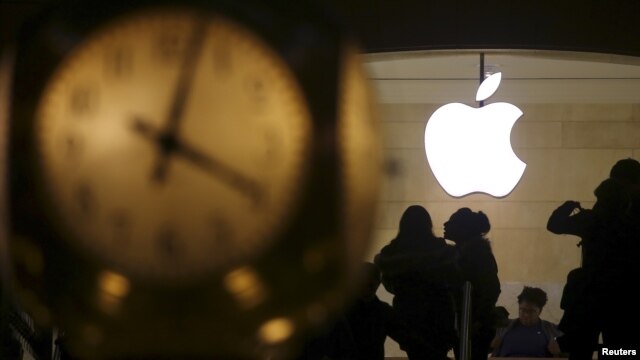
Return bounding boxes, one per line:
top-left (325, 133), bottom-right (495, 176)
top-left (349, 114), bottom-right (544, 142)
top-left (424, 72), bottom-right (526, 198)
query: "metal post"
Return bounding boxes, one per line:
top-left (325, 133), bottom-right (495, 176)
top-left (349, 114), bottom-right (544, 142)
top-left (479, 52), bottom-right (485, 107)
top-left (459, 281), bottom-right (473, 360)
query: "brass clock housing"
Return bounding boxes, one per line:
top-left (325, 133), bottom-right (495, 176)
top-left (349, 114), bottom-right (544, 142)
top-left (5, 1), bottom-right (381, 358)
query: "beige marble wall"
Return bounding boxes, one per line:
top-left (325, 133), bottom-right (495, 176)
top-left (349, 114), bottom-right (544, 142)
top-left (367, 103), bottom-right (640, 357)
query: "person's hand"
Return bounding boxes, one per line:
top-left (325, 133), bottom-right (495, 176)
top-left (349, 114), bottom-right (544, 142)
top-left (548, 338), bottom-right (561, 355)
top-left (489, 335), bottom-right (502, 351)
top-left (561, 200), bottom-right (582, 211)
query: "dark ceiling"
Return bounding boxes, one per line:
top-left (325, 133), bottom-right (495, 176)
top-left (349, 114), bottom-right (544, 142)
top-left (332, 0), bottom-right (640, 56)
top-left (2, 1), bottom-right (640, 56)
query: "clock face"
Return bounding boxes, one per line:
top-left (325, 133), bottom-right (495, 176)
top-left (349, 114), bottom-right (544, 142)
top-left (34, 8), bottom-right (311, 280)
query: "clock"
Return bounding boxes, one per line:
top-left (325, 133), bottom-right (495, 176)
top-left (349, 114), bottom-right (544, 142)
top-left (3, 0), bottom-right (381, 359)
top-left (36, 8), bottom-right (311, 281)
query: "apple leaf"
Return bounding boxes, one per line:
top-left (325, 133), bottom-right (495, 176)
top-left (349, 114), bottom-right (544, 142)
top-left (476, 72), bottom-right (502, 102)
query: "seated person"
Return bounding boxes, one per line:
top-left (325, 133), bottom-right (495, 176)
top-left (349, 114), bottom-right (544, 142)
top-left (345, 262), bottom-right (401, 360)
top-left (295, 314), bottom-right (358, 360)
top-left (298, 262), bottom-right (400, 360)
top-left (491, 286), bottom-right (562, 358)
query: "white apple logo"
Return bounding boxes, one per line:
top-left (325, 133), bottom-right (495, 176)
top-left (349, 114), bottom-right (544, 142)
top-left (424, 72), bottom-right (526, 198)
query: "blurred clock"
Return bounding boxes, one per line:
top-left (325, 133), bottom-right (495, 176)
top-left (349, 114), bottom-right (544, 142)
top-left (3, 0), bottom-right (381, 358)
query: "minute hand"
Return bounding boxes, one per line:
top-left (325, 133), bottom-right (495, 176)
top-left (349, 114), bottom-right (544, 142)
top-left (153, 19), bottom-right (208, 182)
top-left (173, 140), bottom-right (263, 205)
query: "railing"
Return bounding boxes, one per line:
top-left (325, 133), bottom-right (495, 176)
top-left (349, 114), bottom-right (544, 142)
top-left (459, 281), bottom-right (473, 360)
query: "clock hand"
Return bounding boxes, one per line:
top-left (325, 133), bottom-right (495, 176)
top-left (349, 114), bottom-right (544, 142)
top-left (153, 18), bottom-right (208, 183)
top-left (173, 138), bottom-right (264, 206)
top-left (130, 118), bottom-right (180, 180)
top-left (131, 118), bottom-right (263, 205)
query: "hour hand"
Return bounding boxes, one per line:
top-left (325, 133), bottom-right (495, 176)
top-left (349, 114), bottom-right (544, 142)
top-left (131, 117), bottom-right (156, 140)
top-left (131, 117), bottom-right (177, 182)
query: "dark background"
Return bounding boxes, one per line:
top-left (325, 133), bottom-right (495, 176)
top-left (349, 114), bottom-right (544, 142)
top-left (2, 0), bottom-right (640, 56)
top-left (2, 0), bottom-right (639, 358)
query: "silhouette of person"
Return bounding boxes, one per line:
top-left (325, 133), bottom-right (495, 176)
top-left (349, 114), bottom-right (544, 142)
top-left (295, 314), bottom-right (358, 360)
top-left (344, 262), bottom-right (400, 360)
top-left (1, 287), bottom-right (23, 359)
top-left (548, 159), bottom-right (640, 268)
top-left (493, 306), bottom-right (510, 329)
top-left (1, 284), bottom-right (53, 360)
top-left (491, 286), bottom-right (562, 357)
top-left (610, 158), bottom-right (640, 214)
top-left (547, 159), bottom-right (640, 359)
top-left (375, 205), bottom-right (461, 360)
top-left (444, 208), bottom-right (501, 360)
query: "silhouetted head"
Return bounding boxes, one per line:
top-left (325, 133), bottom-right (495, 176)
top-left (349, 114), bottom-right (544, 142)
top-left (517, 286), bottom-right (547, 326)
top-left (610, 158), bottom-right (640, 185)
top-left (593, 178), bottom-right (630, 217)
top-left (398, 205), bottom-right (434, 238)
top-left (493, 306), bottom-right (510, 328)
top-left (358, 262), bottom-right (381, 301)
top-left (443, 207), bottom-right (490, 244)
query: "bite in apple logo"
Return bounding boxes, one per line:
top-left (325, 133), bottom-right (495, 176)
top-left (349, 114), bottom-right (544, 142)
top-left (424, 72), bottom-right (526, 198)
